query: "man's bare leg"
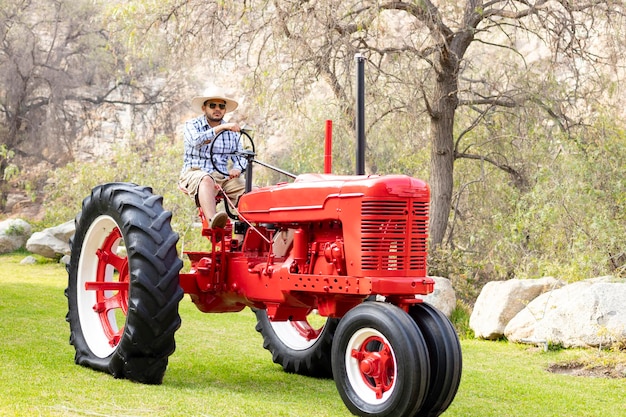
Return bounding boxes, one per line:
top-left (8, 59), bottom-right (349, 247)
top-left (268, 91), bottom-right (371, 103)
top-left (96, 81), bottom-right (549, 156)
top-left (197, 175), bottom-right (217, 222)
top-left (197, 175), bottom-right (228, 229)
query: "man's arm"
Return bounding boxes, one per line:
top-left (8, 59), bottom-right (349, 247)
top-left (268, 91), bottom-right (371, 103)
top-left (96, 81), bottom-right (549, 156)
top-left (183, 118), bottom-right (215, 148)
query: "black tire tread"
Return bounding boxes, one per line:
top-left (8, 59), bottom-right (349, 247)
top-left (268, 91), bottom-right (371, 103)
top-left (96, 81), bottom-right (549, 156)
top-left (66, 182), bottom-right (183, 384)
top-left (409, 303), bottom-right (462, 417)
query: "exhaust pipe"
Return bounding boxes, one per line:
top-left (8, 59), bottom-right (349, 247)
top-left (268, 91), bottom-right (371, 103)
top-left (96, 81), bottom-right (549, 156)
top-left (355, 53), bottom-right (366, 175)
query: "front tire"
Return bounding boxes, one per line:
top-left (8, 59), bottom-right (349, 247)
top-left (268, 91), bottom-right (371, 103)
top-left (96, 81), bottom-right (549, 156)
top-left (66, 183), bottom-right (183, 384)
top-left (331, 302), bottom-right (430, 417)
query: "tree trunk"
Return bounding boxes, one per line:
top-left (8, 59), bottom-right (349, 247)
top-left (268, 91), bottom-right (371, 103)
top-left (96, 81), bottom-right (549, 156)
top-left (428, 71), bottom-right (458, 247)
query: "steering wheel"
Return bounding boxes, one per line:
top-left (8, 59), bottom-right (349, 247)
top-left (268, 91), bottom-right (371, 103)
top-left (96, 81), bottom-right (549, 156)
top-left (209, 129), bottom-right (256, 177)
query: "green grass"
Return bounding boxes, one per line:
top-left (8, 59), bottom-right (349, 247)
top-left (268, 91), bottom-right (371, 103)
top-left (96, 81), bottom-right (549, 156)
top-left (1, 253), bottom-right (625, 417)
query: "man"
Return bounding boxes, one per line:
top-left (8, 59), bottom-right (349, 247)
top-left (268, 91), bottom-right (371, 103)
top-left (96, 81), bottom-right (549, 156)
top-left (178, 87), bottom-right (246, 229)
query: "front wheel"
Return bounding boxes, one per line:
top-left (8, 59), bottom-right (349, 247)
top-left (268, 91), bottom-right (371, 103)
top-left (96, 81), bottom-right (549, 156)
top-left (331, 302), bottom-right (430, 417)
top-left (66, 183), bottom-right (183, 384)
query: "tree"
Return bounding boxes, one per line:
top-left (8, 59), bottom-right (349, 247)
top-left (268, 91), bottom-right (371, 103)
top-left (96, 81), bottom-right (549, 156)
top-left (0, 0), bottom-right (182, 208)
top-left (0, 0), bottom-right (103, 160)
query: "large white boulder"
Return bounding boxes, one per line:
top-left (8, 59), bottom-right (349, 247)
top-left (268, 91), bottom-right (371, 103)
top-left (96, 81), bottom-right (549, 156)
top-left (0, 218), bottom-right (32, 253)
top-left (26, 220), bottom-right (75, 258)
top-left (469, 277), bottom-right (563, 340)
top-left (505, 277), bottom-right (626, 348)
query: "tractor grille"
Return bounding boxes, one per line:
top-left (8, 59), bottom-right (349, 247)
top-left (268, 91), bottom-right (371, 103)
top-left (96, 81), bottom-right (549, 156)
top-left (361, 199), bottom-right (428, 272)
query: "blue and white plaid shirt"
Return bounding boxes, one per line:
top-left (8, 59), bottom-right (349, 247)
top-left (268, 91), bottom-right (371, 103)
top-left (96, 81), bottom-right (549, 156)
top-left (180, 115), bottom-right (247, 176)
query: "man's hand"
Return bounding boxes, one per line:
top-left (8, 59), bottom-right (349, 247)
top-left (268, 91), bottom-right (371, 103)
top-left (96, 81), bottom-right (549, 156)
top-left (223, 122), bottom-right (241, 132)
top-left (229, 169), bottom-right (242, 179)
top-left (213, 123), bottom-right (241, 135)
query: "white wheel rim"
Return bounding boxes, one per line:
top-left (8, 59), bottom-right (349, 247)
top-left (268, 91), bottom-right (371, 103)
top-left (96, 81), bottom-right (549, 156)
top-left (76, 215), bottom-right (122, 358)
top-left (270, 317), bottom-right (326, 350)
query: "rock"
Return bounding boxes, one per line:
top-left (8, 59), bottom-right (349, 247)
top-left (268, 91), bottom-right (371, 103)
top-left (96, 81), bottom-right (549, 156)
top-left (26, 231), bottom-right (69, 258)
top-left (47, 220), bottom-right (75, 242)
top-left (0, 218), bottom-right (32, 254)
top-left (20, 255), bottom-right (37, 265)
top-left (4, 192), bottom-right (26, 212)
top-left (26, 220), bottom-right (75, 259)
top-left (469, 277), bottom-right (564, 340)
top-left (505, 277), bottom-right (626, 348)
top-left (421, 276), bottom-right (456, 317)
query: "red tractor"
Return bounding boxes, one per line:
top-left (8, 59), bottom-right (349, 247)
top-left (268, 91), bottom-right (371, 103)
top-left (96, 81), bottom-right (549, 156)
top-left (66, 75), bottom-right (462, 415)
top-left (65, 130), bottom-right (462, 416)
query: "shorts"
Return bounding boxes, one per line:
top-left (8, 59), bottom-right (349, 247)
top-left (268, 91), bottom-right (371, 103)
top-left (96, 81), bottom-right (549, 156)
top-left (178, 168), bottom-right (245, 206)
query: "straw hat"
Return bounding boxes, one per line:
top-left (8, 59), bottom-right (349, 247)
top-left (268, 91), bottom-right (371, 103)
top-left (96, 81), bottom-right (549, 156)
top-left (190, 87), bottom-right (239, 114)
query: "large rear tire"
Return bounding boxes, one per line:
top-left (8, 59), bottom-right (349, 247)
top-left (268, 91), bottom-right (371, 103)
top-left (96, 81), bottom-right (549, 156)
top-left (66, 183), bottom-right (183, 384)
top-left (254, 308), bottom-right (339, 377)
top-left (331, 302), bottom-right (430, 417)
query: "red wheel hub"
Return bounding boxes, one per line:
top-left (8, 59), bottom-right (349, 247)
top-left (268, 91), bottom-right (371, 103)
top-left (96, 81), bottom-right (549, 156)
top-left (83, 227), bottom-right (129, 347)
top-left (351, 336), bottom-right (395, 399)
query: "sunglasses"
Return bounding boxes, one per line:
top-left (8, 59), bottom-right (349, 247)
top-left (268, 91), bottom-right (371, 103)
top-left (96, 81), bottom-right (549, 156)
top-left (206, 102), bottom-right (226, 110)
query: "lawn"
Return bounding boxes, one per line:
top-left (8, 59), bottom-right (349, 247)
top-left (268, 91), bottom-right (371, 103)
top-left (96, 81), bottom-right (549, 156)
top-left (0, 253), bottom-right (624, 417)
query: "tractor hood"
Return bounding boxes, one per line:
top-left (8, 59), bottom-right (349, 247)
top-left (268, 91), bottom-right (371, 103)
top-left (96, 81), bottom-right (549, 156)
top-left (237, 174), bottom-right (429, 224)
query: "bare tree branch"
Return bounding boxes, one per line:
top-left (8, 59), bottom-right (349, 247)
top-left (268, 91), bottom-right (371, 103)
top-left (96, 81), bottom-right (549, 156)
top-left (455, 150), bottom-right (527, 188)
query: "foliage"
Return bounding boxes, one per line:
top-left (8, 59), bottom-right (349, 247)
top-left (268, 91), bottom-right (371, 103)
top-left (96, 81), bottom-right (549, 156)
top-left (435, 110), bottom-right (626, 293)
top-left (450, 300), bottom-right (475, 339)
top-left (0, 144), bottom-right (18, 181)
top-left (4, 223), bottom-right (26, 237)
top-left (428, 247), bottom-right (491, 306)
top-left (0, 143), bottom-right (19, 210)
top-left (43, 100), bottom-right (626, 305)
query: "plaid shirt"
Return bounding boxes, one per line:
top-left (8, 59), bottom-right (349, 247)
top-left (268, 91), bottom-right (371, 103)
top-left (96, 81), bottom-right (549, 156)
top-left (180, 115), bottom-right (247, 175)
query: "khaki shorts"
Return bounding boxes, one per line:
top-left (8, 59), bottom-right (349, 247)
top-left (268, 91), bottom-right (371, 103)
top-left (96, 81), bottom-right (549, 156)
top-left (178, 168), bottom-right (245, 206)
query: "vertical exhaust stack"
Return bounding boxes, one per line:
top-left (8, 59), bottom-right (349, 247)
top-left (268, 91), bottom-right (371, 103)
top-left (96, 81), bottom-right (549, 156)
top-left (324, 120), bottom-right (333, 174)
top-left (355, 53), bottom-right (366, 176)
